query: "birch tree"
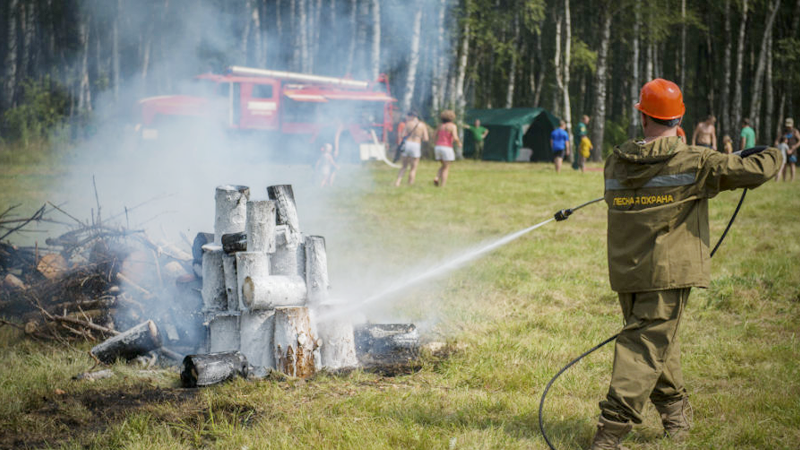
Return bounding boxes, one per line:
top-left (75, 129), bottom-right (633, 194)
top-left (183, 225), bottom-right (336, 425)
top-left (401, 7), bottom-right (423, 114)
top-left (748, 0), bottom-right (781, 134)
top-left (629, 1), bottom-right (641, 136)
top-left (731, 0), bottom-right (749, 145)
top-left (4, 0), bottom-right (20, 109)
top-left (590, 7), bottom-right (611, 161)
top-left (721, 0), bottom-right (732, 138)
top-left (453, 13), bottom-right (470, 114)
top-left (370, 0), bottom-right (381, 81)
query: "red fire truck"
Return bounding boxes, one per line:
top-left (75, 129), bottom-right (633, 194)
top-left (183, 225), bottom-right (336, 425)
top-left (136, 66), bottom-right (397, 161)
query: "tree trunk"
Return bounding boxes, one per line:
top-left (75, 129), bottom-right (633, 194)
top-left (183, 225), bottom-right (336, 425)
top-left (454, 17), bottom-right (470, 114)
top-left (506, 12), bottom-right (521, 108)
top-left (431, 0), bottom-right (446, 112)
top-left (732, 0), bottom-right (749, 146)
top-left (721, 0), bottom-right (732, 139)
top-left (553, 13), bottom-right (562, 117)
top-left (370, 0), bottom-right (381, 81)
top-left (3, 0), bottom-right (19, 110)
top-left (748, 0), bottom-right (780, 135)
top-left (112, 0), bottom-right (121, 101)
top-left (764, 34), bottom-right (773, 142)
top-left (590, 9), bottom-right (612, 161)
top-left (78, 12), bottom-right (92, 112)
top-left (629, 1), bottom-right (641, 137)
top-left (680, 0), bottom-right (686, 88)
top-left (401, 7), bottom-right (423, 113)
top-left (533, 30), bottom-right (545, 106)
top-left (345, 0), bottom-right (357, 75)
top-left (298, 0), bottom-right (309, 73)
top-left (242, 0), bottom-right (253, 63)
top-left (561, 0), bottom-right (572, 140)
top-left (311, 0), bottom-right (321, 71)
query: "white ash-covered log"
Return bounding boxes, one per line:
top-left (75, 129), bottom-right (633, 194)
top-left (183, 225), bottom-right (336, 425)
top-left (240, 310), bottom-right (275, 371)
top-left (201, 244), bottom-right (226, 311)
top-left (354, 324), bottom-right (420, 366)
top-left (246, 199), bottom-right (276, 252)
top-left (270, 226), bottom-right (305, 277)
top-left (242, 275), bottom-right (307, 310)
top-left (235, 251), bottom-right (269, 311)
top-left (313, 306), bottom-right (358, 370)
top-left (273, 306), bottom-right (317, 378)
top-left (267, 185), bottom-right (300, 246)
top-left (304, 236), bottom-right (329, 305)
top-left (206, 312), bottom-right (240, 353)
top-left (180, 351), bottom-right (250, 387)
top-left (214, 185), bottom-right (250, 245)
top-left (222, 253), bottom-right (238, 310)
top-left (90, 320), bottom-right (162, 364)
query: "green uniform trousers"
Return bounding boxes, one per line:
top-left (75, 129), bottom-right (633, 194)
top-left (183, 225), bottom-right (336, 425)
top-left (599, 288), bottom-right (690, 424)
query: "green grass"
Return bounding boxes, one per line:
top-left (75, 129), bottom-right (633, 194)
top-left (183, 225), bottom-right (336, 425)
top-left (2, 158), bottom-right (799, 449)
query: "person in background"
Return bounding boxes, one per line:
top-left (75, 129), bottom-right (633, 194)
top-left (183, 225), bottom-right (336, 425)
top-left (314, 143), bottom-right (338, 187)
top-left (394, 111), bottom-right (429, 187)
top-left (433, 110), bottom-right (462, 187)
top-left (573, 115), bottom-right (591, 169)
top-left (740, 118), bottom-right (756, 151)
top-left (776, 117), bottom-right (799, 182)
top-left (550, 120), bottom-right (570, 173)
top-left (691, 115), bottom-right (717, 150)
top-left (591, 78), bottom-right (780, 450)
top-left (578, 134), bottom-right (593, 173)
top-left (463, 119), bottom-right (489, 160)
top-left (722, 135), bottom-right (733, 154)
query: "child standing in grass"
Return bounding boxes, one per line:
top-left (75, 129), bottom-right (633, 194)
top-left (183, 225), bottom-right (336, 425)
top-left (578, 135), bottom-right (593, 173)
top-left (722, 135), bottom-right (733, 154)
top-left (315, 143), bottom-right (338, 187)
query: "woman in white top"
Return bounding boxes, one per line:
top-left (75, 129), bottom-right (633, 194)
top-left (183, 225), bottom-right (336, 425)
top-left (394, 111), bottom-right (429, 187)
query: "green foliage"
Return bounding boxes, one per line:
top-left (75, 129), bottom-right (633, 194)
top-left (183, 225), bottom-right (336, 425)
top-left (775, 38), bottom-right (800, 82)
top-left (2, 78), bottom-right (69, 147)
top-left (570, 38), bottom-right (597, 74)
top-left (602, 117), bottom-right (629, 157)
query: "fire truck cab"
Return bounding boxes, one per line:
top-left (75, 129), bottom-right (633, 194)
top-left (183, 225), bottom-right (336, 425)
top-left (137, 66), bottom-right (396, 160)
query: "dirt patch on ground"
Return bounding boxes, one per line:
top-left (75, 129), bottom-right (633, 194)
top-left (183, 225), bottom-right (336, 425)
top-left (2, 385), bottom-right (197, 449)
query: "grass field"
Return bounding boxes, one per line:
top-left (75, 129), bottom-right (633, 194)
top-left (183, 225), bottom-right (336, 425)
top-left (1, 157), bottom-right (799, 449)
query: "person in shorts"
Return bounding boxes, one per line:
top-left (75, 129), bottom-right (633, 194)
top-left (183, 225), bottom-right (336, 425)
top-left (776, 117), bottom-right (799, 182)
top-left (550, 120), bottom-right (570, 173)
top-left (394, 111), bottom-right (429, 187)
top-left (433, 110), bottom-right (461, 187)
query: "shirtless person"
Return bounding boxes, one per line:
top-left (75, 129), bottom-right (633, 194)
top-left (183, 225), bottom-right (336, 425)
top-left (394, 111), bottom-right (429, 187)
top-left (691, 115), bottom-right (717, 150)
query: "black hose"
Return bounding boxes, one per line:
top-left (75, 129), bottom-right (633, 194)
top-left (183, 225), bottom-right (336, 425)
top-left (538, 189), bottom-right (748, 450)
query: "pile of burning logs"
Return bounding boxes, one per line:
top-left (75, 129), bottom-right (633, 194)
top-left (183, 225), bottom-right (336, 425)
top-left (1, 184), bottom-right (422, 387)
top-left (0, 201), bottom-right (199, 356)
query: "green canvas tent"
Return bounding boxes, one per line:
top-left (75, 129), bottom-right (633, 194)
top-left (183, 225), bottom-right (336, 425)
top-left (463, 108), bottom-right (561, 162)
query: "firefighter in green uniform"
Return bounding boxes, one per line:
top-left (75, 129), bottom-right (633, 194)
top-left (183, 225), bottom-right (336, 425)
top-left (590, 78), bottom-right (782, 449)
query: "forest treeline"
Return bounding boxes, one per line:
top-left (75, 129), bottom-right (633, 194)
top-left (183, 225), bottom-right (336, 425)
top-left (2, 0), bottom-right (799, 157)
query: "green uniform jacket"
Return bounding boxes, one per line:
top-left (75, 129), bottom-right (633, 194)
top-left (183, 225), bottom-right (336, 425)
top-left (604, 136), bottom-right (780, 293)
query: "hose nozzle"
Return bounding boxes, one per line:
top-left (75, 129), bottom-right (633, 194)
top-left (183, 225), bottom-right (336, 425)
top-left (554, 209), bottom-right (572, 221)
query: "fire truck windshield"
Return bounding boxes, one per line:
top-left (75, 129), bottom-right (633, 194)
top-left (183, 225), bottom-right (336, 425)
top-left (181, 79), bottom-right (227, 98)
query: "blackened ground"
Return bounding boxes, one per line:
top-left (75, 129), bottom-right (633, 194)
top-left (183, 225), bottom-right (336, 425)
top-left (1, 385), bottom-right (197, 449)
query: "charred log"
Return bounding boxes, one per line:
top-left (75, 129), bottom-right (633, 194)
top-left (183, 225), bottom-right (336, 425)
top-left (90, 320), bottom-right (161, 364)
top-left (180, 351), bottom-right (250, 388)
top-left (354, 324), bottom-right (419, 367)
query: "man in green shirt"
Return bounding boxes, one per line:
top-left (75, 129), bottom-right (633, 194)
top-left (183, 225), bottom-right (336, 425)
top-left (740, 118), bottom-right (756, 151)
top-left (464, 119), bottom-right (489, 160)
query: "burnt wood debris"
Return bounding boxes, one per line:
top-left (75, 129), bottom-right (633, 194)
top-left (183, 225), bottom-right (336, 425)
top-left (0, 184), bottom-right (421, 387)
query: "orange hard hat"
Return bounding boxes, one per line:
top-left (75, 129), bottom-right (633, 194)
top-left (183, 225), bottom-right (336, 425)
top-left (635, 78), bottom-right (685, 120)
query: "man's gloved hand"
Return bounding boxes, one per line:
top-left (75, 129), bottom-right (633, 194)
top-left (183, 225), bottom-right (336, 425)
top-left (735, 146), bottom-right (768, 157)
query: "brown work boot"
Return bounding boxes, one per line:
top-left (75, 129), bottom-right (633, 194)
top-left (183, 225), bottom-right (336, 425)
top-left (589, 415), bottom-right (632, 450)
top-left (654, 397), bottom-right (692, 442)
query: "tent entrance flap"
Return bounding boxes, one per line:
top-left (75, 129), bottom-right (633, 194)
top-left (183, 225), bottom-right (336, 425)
top-left (464, 108), bottom-right (560, 162)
